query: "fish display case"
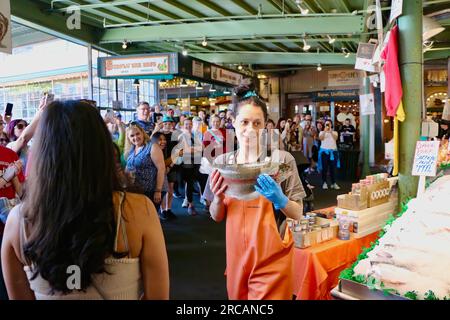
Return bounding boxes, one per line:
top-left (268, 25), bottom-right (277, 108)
top-left (337, 174), bottom-right (450, 300)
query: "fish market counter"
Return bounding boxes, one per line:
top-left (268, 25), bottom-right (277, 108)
top-left (293, 231), bottom-right (379, 300)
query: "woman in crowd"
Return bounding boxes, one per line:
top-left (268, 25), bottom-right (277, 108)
top-left (1, 100), bottom-right (169, 300)
top-left (124, 123), bottom-right (168, 213)
top-left (276, 118), bottom-right (289, 151)
top-left (175, 117), bottom-right (202, 216)
top-left (6, 119), bottom-right (29, 169)
top-left (287, 121), bottom-right (303, 152)
top-left (0, 132), bottom-right (9, 147)
top-left (318, 119), bottom-right (340, 190)
top-left (207, 83), bottom-right (305, 300)
top-left (202, 115), bottom-right (227, 209)
top-left (152, 116), bottom-right (181, 221)
top-left (302, 117), bottom-right (317, 172)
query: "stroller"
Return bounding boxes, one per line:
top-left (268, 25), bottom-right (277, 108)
top-left (297, 163), bottom-right (314, 214)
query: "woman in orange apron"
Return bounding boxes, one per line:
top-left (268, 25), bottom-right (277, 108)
top-left (208, 83), bottom-right (306, 300)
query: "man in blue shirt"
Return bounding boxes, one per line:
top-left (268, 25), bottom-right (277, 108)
top-left (135, 102), bottom-right (154, 134)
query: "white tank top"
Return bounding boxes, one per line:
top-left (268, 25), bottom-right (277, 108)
top-left (19, 192), bottom-right (143, 300)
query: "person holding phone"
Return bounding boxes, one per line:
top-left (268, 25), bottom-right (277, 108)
top-left (318, 120), bottom-right (340, 190)
top-left (6, 94), bottom-right (51, 173)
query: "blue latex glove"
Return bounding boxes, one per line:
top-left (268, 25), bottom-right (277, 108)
top-left (255, 174), bottom-right (289, 210)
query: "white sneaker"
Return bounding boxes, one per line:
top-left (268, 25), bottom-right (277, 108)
top-left (331, 183), bottom-right (341, 190)
top-left (322, 183), bottom-right (328, 190)
top-left (182, 198), bottom-right (188, 208)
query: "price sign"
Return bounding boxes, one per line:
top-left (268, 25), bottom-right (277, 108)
top-left (412, 141), bottom-right (440, 177)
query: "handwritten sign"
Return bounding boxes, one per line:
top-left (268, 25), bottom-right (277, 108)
top-left (355, 42), bottom-right (377, 73)
top-left (412, 141), bottom-right (440, 177)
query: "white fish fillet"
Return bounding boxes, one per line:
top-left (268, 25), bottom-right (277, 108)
top-left (352, 175), bottom-right (450, 299)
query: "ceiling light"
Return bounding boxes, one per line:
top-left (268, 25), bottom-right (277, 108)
top-left (182, 48), bottom-right (188, 56)
top-left (209, 85), bottom-right (216, 92)
top-left (327, 35), bottom-right (336, 44)
top-left (202, 37), bottom-right (208, 47)
top-left (296, 1), bottom-right (309, 15)
top-left (317, 63), bottom-right (322, 71)
top-left (302, 39), bottom-right (311, 52)
top-left (223, 88), bottom-right (231, 95)
top-left (238, 64), bottom-right (243, 70)
top-left (133, 79), bottom-right (140, 87)
top-left (180, 79), bottom-right (188, 87)
top-left (196, 82), bottom-right (203, 90)
top-left (122, 40), bottom-right (128, 49)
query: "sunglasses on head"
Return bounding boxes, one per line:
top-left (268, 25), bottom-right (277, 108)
top-left (126, 121), bottom-right (143, 129)
top-left (16, 123), bottom-right (27, 130)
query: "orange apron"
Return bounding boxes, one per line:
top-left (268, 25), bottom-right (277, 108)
top-left (225, 195), bottom-right (294, 300)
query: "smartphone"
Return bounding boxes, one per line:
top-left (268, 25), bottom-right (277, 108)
top-left (46, 93), bottom-right (55, 105)
top-left (5, 103), bottom-right (13, 117)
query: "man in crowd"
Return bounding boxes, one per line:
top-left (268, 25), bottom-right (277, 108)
top-left (135, 102), bottom-right (154, 134)
top-left (151, 104), bottom-right (164, 124)
top-left (339, 118), bottom-right (356, 146)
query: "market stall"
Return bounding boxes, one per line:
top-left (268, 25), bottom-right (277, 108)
top-left (290, 173), bottom-right (400, 300)
top-left (332, 141), bottom-right (450, 300)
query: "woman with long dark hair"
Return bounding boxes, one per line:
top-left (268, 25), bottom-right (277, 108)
top-left (1, 100), bottom-right (169, 299)
top-left (207, 82), bottom-right (305, 300)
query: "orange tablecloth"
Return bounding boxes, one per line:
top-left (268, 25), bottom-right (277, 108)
top-left (293, 232), bottom-right (379, 300)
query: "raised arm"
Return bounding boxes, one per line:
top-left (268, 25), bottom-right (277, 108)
top-left (140, 198), bottom-right (169, 299)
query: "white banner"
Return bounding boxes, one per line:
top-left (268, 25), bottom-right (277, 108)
top-left (360, 93), bottom-right (375, 116)
top-left (104, 55), bottom-right (169, 77)
top-left (0, 0), bottom-right (12, 54)
top-left (211, 66), bottom-right (243, 85)
top-left (327, 70), bottom-right (360, 87)
top-left (389, 0), bottom-right (403, 24)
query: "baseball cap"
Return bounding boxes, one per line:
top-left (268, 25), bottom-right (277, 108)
top-left (162, 115), bottom-right (175, 123)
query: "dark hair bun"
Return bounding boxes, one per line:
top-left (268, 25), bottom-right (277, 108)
top-left (234, 81), bottom-right (257, 100)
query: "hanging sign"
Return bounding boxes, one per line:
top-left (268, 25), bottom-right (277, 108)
top-left (355, 42), bottom-right (378, 73)
top-left (211, 66), bottom-right (243, 86)
top-left (412, 141), bottom-right (440, 177)
top-left (328, 70), bottom-right (360, 87)
top-left (0, 0), bottom-right (11, 54)
top-left (192, 60), bottom-right (204, 78)
top-left (360, 93), bottom-right (375, 116)
top-left (389, 0), bottom-right (403, 24)
top-left (101, 54), bottom-right (170, 77)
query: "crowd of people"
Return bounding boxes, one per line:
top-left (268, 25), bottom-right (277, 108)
top-left (0, 82), bottom-right (347, 300)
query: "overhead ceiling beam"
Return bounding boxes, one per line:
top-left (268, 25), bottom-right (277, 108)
top-left (191, 52), bottom-right (356, 64)
top-left (164, 0), bottom-right (205, 18)
top-left (230, 0), bottom-right (258, 15)
top-left (11, 0), bottom-right (102, 46)
top-left (63, 0), bottom-right (138, 24)
top-left (197, 36), bottom-right (358, 44)
top-left (424, 49), bottom-right (450, 61)
top-left (196, 0), bottom-right (233, 16)
top-left (101, 16), bottom-right (364, 43)
top-left (136, 2), bottom-right (183, 20)
top-left (97, 0), bottom-right (160, 22)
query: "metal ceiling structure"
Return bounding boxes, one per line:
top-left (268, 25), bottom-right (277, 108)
top-left (9, 0), bottom-right (450, 70)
